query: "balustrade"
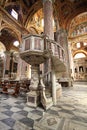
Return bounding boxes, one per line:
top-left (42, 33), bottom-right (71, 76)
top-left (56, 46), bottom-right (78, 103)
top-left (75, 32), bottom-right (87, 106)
top-left (46, 39), bottom-right (65, 63)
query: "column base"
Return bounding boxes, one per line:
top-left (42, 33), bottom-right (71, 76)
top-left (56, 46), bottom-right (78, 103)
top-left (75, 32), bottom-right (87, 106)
top-left (26, 91), bottom-right (40, 107)
top-left (56, 82), bottom-right (62, 99)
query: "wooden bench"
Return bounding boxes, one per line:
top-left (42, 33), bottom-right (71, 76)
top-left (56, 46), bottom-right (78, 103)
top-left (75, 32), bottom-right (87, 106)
top-left (1, 81), bottom-right (20, 97)
top-left (1, 80), bottom-right (30, 97)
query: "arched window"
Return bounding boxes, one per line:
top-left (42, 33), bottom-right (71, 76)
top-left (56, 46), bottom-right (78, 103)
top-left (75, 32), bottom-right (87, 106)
top-left (76, 42), bottom-right (80, 48)
top-left (75, 68), bottom-right (77, 73)
top-left (74, 53), bottom-right (86, 59)
top-left (79, 66), bottom-right (84, 72)
top-left (84, 42), bottom-right (87, 46)
top-left (11, 9), bottom-right (18, 20)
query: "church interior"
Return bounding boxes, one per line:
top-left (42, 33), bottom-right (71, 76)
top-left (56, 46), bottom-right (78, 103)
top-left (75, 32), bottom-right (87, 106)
top-left (0, 0), bottom-right (87, 130)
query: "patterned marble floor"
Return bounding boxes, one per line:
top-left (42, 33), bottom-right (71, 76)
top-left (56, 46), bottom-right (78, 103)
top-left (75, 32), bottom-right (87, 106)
top-left (0, 82), bottom-right (87, 130)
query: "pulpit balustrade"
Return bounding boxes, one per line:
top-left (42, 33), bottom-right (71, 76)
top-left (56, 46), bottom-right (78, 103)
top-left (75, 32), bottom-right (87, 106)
top-left (20, 34), bottom-right (66, 65)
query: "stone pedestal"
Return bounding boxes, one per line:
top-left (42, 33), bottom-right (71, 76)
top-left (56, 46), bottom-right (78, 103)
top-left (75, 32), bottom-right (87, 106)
top-left (26, 65), bottom-right (40, 107)
top-left (26, 91), bottom-right (40, 107)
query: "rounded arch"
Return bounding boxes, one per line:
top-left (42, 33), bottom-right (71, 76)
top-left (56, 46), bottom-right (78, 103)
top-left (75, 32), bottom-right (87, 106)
top-left (74, 53), bottom-right (86, 59)
top-left (68, 12), bottom-right (87, 36)
top-left (65, 7), bottom-right (87, 31)
top-left (0, 41), bottom-right (6, 52)
top-left (25, 0), bottom-right (42, 27)
top-left (1, 26), bottom-right (21, 44)
top-left (28, 26), bottom-right (39, 34)
top-left (73, 50), bottom-right (87, 57)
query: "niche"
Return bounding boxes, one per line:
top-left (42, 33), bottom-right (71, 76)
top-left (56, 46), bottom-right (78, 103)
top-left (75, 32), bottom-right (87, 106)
top-left (79, 66), bottom-right (84, 72)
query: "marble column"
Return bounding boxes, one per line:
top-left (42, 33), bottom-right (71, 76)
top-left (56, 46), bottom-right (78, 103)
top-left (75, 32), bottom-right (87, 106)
top-left (51, 69), bottom-right (56, 104)
top-left (68, 42), bottom-right (74, 79)
top-left (9, 52), bottom-right (14, 79)
top-left (2, 54), bottom-right (6, 80)
top-left (16, 55), bottom-right (22, 80)
top-left (43, 0), bottom-right (54, 40)
top-left (4, 51), bottom-right (10, 80)
top-left (43, 0), bottom-right (57, 105)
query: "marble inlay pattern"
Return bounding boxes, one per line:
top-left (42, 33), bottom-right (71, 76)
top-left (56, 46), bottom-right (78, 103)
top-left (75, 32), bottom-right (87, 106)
top-left (0, 82), bottom-right (87, 130)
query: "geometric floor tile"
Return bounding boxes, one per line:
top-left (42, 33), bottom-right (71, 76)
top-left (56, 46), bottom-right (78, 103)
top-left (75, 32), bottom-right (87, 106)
top-left (3, 105), bottom-right (12, 110)
top-left (58, 111), bottom-right (74, 119)
top-left (63, 119), bottom-right (87, 130)
top-left (0, 82), bottom-right (87, 130)
top-left (10, 107), bottom-right (21, 112)
top-left (27, 112), bottom-right (41, 120)
top-left (14, 104), bottom-right (24, 109)
top-left (30, 109), bottom-right (43, 116)
top-left (16, 110), bottom-right (28, 116)
top-left (1, 118), bottom-right (15, 127)
top-left (0, 113), bottom-right (9, 120)
top-left (34, 113), bottom-right (62, 130)
top-left (19, 117), bottom-right (34, 127)
top-left (23, 107), bottom-right (35, 112)
top-left (0, 121), bottom-right (11, 130)
top-left (13, 121), bottom-right (31, 130)
top-left (2, 111), bottom-right (14, 117)
top-left (12, 113), bottom-right (25, 120)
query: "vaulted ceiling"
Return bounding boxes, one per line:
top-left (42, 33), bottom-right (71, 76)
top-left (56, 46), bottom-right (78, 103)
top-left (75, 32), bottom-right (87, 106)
top-left (0, 0), bottom-right (87, 51)
top-left (1, 0), bottom-right (87, 28)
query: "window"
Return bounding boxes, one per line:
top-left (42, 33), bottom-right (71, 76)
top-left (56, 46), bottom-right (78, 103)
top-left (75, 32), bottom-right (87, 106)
top-left (75, 68), bottom-right (77, 73)
top-left (13, 62), bottom-right (18, 73)
top-left (79, 66), bottom-right (84, 72)
top-left (13, 41), bottom-right (19, 47)
top-left (84, 42), bottom-right (87, 46)
top-left (74, 53), bottom-right (86, 59)
top-left (41, 19), bottom-right (44, 27)
top-left (76, 42), bottom-right (80, 48)
top-left (11, 9), bottom-right (18, 20)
